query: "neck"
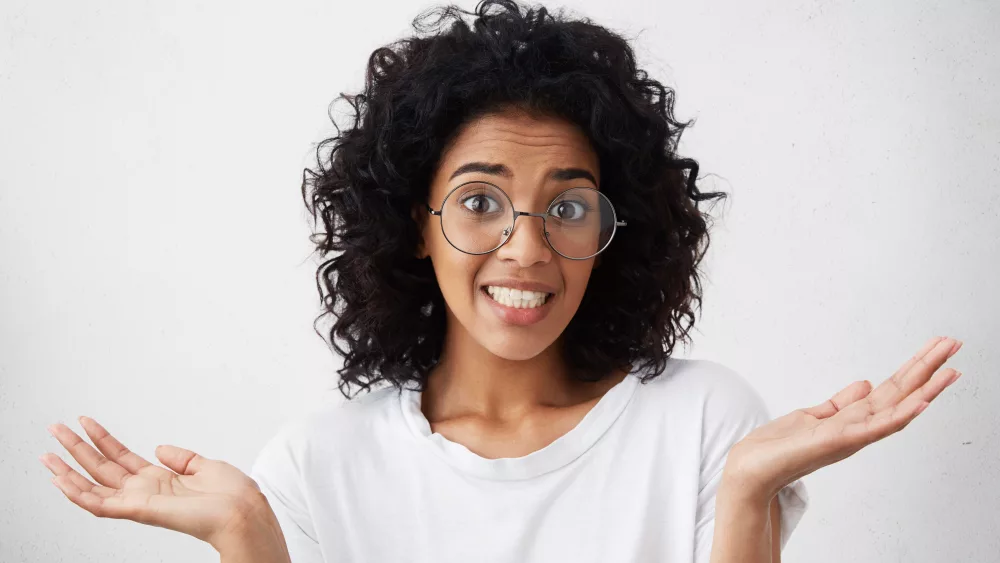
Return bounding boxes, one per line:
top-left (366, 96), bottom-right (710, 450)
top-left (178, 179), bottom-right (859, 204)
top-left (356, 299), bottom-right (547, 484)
top-left (421, 316), bottom-right (624, 425)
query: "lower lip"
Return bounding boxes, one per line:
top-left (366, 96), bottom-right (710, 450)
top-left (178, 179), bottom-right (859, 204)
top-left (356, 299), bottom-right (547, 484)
top-left (481, 287), bottom-right (555, 326)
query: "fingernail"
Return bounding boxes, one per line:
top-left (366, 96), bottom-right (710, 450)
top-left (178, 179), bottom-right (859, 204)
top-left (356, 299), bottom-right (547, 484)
top-left (39, 455), bottom-right (54, 470)
top-left (952, 371), bottom-right (963, 384)
top-left (949, 340), bottom-right (963, 357)
top-left (46, 425), bottom-right (57, 436)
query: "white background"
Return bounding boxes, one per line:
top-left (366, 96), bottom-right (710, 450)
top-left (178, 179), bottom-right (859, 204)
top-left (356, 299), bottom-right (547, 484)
top-left (2, 0), bottom-right (997, 561)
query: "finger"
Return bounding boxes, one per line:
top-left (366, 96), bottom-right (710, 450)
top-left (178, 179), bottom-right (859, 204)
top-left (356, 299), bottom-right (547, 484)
top-left (78, 416), bottom-right (159, 476)
top-left (839, 396), bottom-right (929, 446)
top-left (839, 367), bottom-right (961, 445)
top-left (50, 473), bottom-right (108, 515)
top-left (877, 336), bottom-right (947, 401)
top-left (892, 336), bottom-right (947, 382)
top-left (47, 466), bottom-right (166, 527)
top-left (47, 423), bottom-right (133, 489)
top-left (155, 444), bottom-right (211, 476)
top-left (864, 336), bottom-right (961, 414)
top-left (801, 380), bottom-right (873, 419)
top-left (49, 474), bottom-right (148, 522)
top-left (890, 366), bottom-right (961, 427)
top-left (39, 453), bottom-right (118, 498)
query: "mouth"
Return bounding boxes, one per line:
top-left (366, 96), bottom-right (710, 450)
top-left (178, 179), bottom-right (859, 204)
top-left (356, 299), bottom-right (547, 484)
top-left (479, 284), bottom-right (557, 326)
top-left (481, 285), bottom-right (554, 309)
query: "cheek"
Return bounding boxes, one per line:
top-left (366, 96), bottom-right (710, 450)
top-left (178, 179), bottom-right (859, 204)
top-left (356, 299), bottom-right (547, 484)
top-left (561, 261), bottom-right (595, 304)
top-left (428, 244), bottom-right (485, 303)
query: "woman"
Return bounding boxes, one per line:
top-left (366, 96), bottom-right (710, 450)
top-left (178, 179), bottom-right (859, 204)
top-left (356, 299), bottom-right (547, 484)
top-left (39, 1), bottom-right (964, 562)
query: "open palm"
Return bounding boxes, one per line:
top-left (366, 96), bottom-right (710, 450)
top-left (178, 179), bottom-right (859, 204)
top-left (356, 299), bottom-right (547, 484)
top-left (39, 417), bottom-right (264, 547)
top-left (726, 335), bottom-right (964, 501)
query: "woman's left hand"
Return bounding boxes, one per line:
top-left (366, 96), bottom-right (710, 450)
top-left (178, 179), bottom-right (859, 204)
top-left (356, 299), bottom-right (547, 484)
top-left (723, 335), bottom-right (964, 503)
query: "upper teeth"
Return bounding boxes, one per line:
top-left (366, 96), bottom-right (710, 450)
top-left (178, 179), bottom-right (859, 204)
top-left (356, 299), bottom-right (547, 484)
top-left (486, 286), bottom-right (550, 309)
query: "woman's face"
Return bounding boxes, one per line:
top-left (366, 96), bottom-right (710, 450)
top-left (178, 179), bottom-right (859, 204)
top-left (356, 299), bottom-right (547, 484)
top-left (419, 108), bottom-right (601, 361)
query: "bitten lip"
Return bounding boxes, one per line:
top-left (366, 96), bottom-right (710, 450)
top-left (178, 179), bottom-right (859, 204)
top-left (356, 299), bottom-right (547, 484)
top-left (479, 278), bottom-right (558, 295)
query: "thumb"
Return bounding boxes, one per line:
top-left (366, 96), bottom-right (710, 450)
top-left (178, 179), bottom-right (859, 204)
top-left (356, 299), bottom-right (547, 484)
top-left (155, 444), bottom-right (210, 475)
top-left (801, 380), bottom-right (873, 419)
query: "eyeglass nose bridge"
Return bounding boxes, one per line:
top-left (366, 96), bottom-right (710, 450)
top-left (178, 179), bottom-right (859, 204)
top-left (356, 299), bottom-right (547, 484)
top-left (502, 210), bottom-right (550, 240)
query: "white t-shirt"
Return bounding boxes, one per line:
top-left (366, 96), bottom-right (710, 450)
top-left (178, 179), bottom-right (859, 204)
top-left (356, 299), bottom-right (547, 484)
top-left (250, 358), bottom-right (809, 563)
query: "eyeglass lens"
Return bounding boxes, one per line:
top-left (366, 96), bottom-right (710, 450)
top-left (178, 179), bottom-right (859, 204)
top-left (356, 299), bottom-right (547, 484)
top-left (440, 182), bottom-right (617, 258)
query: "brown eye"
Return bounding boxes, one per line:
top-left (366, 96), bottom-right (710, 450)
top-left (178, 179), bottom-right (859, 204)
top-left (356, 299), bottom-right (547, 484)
top-left (461, 194), bottom-right (500, 213)
top-left (551, 200), bottom-right (588, 221)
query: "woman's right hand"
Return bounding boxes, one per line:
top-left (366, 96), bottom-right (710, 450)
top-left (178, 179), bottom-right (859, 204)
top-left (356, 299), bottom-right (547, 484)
top-left (40, 416), bottom-right (282, 554)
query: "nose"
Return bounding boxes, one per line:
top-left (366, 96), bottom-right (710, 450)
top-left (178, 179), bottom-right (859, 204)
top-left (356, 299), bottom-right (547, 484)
top-left (494, 214), bottom-right (552, 267)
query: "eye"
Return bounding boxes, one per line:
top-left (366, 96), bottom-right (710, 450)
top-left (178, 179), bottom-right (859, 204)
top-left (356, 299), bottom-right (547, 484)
top-left (460, 194), bottom-right (501, 214)
top-left (550, 200), bottom-right (588, 221)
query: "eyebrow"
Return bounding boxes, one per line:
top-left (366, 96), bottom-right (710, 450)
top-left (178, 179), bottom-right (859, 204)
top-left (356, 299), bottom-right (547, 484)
top-left (448, 161), bottom-right (598, 185)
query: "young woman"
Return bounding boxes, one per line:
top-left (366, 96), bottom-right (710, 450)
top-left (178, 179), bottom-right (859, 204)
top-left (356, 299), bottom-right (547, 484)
top-left (39, 1), bottom-right (964, 562)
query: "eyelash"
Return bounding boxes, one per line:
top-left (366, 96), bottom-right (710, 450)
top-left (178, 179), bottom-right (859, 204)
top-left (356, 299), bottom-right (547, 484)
top-left (551, 200), bottom-right (592, 214)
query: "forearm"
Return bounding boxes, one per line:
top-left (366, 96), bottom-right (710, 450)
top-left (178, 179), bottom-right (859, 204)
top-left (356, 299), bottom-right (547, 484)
top-left (212, 494), bottom-right (292, 563)
top-left (217, 531), bottom-right (291, 563)
top-left (709, 470), bottom-right (774, 563)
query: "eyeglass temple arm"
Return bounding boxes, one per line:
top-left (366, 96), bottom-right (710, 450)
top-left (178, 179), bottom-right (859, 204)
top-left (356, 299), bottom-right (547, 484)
top-left (427, 205), bottom-right (441, 216)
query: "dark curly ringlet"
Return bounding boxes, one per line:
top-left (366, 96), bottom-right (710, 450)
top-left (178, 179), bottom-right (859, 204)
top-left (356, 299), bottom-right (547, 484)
top-left (302, 0), bottom-right (727, 400)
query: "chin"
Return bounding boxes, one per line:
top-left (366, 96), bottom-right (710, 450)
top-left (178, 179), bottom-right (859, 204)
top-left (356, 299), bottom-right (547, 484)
top-left (479, 335), bottom-right (555, 361)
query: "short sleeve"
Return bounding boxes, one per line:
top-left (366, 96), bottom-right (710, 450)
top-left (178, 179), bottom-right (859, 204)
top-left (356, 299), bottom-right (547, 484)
top-left (693, 362), bottom-right (810, 562)
top-left (250, 421), bottom-right (327, 563)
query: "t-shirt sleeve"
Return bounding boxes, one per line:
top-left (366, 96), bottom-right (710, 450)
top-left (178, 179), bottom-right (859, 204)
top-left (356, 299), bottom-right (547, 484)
top-left (693, 361), bottom-right (810, 562)
top-left (250, 420), bottom-right (327, 563)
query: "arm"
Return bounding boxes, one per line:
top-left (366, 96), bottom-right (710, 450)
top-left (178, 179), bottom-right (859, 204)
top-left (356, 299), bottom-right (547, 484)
top-left (40, 417), bottom-right (294, 563)
top-left (771, 495), bottom-right (782, 563)
top-left (211, 492), bottom-right (292, 563)
top-left (249, 419), bottom-right (327, 563)
top-left (692, 362), bottom-right (804, 563)
top-left (708, 491), bottom-right (784, 563)
top-left (708, 470), bottom-right (775, 563)
top-left (709, 335), bottom-right (963, 563)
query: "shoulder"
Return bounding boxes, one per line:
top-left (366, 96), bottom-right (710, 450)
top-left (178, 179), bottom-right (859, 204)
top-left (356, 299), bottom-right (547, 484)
top-left (638, 357), bottom-right (770, 419)
top-left (633, 357), bottom-right (773, 460)
top-left (250, 384), bottom-right (402, 479)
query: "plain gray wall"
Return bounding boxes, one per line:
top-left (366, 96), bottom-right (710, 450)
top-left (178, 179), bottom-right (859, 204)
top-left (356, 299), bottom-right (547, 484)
top-left (2, 0), bottom-right (997, 561)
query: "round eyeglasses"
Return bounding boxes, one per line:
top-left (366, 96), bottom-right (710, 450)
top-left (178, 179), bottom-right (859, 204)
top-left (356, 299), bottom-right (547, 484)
top-left (426, 181), bottom-right (627, 260)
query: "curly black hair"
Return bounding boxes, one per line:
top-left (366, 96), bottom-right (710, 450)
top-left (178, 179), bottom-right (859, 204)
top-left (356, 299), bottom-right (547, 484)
top-left (302, 0), bottom-right (727, 400)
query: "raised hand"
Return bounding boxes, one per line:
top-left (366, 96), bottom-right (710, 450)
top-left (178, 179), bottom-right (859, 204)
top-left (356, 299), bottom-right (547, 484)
top-left (39, 417), bottom-right (278, 552)
top-left (723, 335), bottom-right (964, 503)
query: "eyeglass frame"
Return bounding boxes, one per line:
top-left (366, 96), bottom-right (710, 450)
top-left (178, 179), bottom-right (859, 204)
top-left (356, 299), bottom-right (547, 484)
top-left (425, 180), bottom-right (628, 261)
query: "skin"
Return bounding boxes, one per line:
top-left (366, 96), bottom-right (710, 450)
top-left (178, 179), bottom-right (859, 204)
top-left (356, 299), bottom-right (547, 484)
top-left (37, 106), bottom-right (967, 562)
top-left (712, 335), bottom-right (964, 563)
top-left (413, 106), bottom-right (629, 459)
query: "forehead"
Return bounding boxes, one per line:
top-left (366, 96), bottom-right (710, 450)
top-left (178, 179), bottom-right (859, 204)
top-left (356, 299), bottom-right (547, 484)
top-left (432, 110), bottom-right (600, 184)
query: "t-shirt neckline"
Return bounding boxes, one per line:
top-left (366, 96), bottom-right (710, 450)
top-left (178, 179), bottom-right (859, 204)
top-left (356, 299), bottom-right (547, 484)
top-left (398, 371), bottom-right (641, 481)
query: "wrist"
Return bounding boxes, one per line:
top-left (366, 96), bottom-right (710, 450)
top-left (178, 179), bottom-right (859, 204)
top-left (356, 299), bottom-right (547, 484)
top-left (211, 492), bottom-right (289, 562)
top-left (718, 464), bottom-right (775, 509)
top-left (710, 474), bottom-right (774, 563)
